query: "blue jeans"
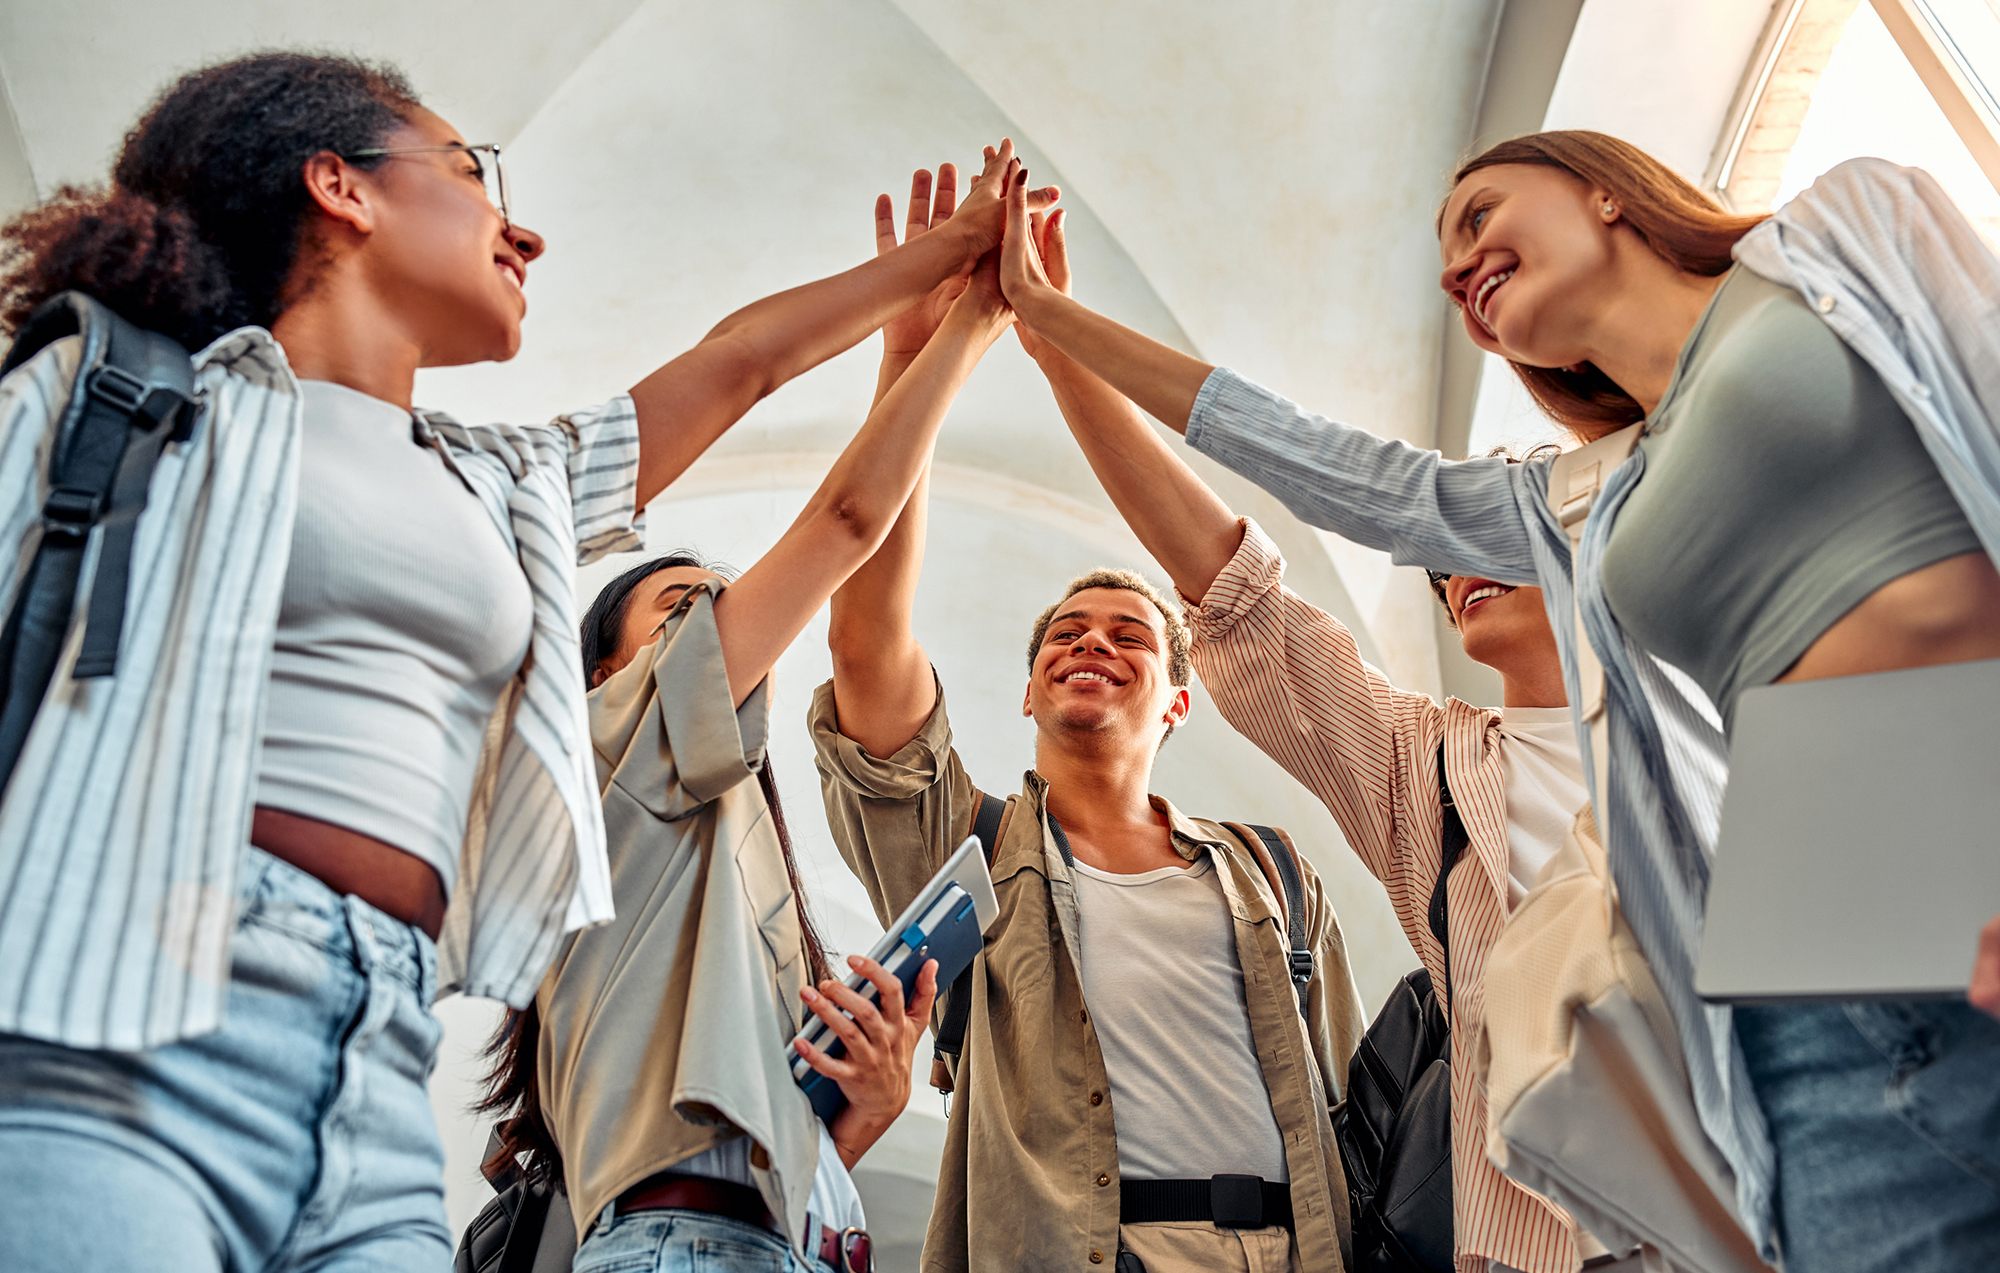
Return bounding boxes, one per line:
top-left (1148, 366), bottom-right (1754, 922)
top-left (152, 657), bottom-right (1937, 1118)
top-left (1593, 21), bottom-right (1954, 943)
top-left (577, 1205), bottom-right (837, 1273)
top-left (1735, 1000), bottom-right (2000, 1273)
top-left (0, 846), bottom-right (451, 1272)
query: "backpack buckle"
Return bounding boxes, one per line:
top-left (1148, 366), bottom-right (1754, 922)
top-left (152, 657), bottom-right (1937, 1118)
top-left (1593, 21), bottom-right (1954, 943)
top-left (42, 486), bottom-right (102, 536)
top-left (1288, 948), bottom-right (1314, 988)
top-left (86, 363), bottom-right (149, 414)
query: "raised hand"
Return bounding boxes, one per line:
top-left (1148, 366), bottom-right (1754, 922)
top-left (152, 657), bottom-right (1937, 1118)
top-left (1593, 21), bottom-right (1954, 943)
top-left (1001, 160), bottom-right (1062, 323)
top-left (949, 139), bottom-right (1060, 260)
top-left (1013, 206), bottom-right (1070, 361)
top-left (879, 166), bottom-right (967, 357)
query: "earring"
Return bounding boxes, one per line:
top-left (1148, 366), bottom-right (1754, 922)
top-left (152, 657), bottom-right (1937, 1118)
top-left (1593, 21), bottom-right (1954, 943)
top-left (1603, 203), bottom-right (1616, 216)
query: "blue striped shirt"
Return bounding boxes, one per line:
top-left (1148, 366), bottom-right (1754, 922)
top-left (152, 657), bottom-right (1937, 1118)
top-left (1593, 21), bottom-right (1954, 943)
top-left (0, 325), bottom-right (640, 1050)
top-left (1184, 159), bottom-right (2000, 1260)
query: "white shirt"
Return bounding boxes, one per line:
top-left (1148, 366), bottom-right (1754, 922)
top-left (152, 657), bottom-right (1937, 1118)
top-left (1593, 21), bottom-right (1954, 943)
top-left (1072, 850), bottom-right (1290, 1184)
top-left (1492, 705), bottom-right (1589, 909)
top-left (677, 1126), bottom-right (865, 1235)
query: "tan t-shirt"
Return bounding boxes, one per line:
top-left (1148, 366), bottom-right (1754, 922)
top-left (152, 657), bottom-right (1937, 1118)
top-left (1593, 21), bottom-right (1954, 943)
top-left (535, 584), bottom-right (824, 1253)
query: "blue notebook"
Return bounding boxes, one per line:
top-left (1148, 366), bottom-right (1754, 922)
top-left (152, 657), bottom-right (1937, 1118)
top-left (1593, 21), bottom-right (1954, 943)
top-left (791, 833), bottom-right (998, 1124)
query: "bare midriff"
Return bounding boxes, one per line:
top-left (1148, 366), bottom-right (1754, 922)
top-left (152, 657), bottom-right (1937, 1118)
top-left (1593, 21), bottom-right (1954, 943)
top-left (1777, 551), bottom-right (2000, 686)
top-left (250, 805), bottom-right (448, 939)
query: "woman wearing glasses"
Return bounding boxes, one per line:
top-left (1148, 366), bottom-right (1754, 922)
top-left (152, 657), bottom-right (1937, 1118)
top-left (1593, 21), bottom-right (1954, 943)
top-left (0, 51), bottom-right (1047, 1271)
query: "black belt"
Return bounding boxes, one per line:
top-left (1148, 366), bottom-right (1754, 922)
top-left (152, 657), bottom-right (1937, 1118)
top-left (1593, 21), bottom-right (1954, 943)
top-left (1119, 1175), bottom-right (1293, 1231)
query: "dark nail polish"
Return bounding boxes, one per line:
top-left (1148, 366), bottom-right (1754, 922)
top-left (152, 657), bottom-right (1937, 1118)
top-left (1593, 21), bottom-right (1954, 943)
top-left (1016, 168), bottom-right (1029, 188)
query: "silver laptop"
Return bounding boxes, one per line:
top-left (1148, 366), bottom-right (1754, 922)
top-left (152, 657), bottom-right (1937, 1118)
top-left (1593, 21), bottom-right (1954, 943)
top-left (1695, 658), bottom-right (2000, 1003)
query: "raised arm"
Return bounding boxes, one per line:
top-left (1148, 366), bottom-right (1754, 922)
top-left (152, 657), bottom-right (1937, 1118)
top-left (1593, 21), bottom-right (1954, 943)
top-left (999, 176), bottom-right (1213, 436)
top-left (999, 173), bottom-right (1544, 586)
top-left (821, 175), bottom-right (963, 759)
top-left (706, 159), bottom-right (1022, 707)
top-left (630, 144), bottom-right (1056, 509)
top-left (1015, 208), bottom-right (1242, 601)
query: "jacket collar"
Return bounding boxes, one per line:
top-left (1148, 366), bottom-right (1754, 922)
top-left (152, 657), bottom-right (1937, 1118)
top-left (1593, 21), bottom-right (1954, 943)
top-left (1022, 769), bottom-right (1228, 863)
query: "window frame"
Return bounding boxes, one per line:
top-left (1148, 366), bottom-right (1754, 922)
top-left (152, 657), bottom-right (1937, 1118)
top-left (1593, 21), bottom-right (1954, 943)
top-left (1704, 0), bottom-right (2000, 207)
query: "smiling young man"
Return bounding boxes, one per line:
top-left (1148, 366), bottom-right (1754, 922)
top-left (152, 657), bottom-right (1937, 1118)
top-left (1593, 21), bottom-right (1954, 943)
top-left (809, 279), bottom-right (1364, 1273)
top-left (992, 209), bottom-right (1634, 1273)
top-left (812, 553), bottom-right (1364, 1273)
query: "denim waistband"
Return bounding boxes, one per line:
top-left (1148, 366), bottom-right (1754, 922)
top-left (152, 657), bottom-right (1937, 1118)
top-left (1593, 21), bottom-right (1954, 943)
top-left (238, 844), bottom-right (436, 999)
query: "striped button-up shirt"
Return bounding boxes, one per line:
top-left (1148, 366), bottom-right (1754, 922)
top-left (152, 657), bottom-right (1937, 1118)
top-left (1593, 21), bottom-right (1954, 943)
top-left (0, 326), bottom-right (638, 1050)
top-left (1184, 160), bottom-right (2000, 1263)
top-left (1188, 518), bottom-right (1579, 1273)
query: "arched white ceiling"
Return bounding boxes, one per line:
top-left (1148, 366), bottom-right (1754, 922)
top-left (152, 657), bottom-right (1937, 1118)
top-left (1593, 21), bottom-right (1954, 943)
top-left (0, 0), bottom-right (1522, 696)
top-left (8, 4), bottom-right (1789, 1255)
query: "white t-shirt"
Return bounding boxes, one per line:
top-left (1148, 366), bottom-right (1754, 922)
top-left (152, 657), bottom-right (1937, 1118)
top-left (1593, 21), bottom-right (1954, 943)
top-left (1071, 851), bottom-right (1290, 1183)
top-left (1492, 705), bottom-right (1589, 909)
top-left (1490, 708), bottom-right (1605, 1273)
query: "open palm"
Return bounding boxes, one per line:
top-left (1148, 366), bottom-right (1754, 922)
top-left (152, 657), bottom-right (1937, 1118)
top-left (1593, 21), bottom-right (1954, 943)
top-left (1012, 206), bottom-right (1071, 361)
top-left (878, 165), bottom-right (970, 356)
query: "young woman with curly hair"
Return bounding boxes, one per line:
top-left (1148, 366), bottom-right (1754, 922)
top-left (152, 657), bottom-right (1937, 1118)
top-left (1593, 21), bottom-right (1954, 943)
top-left (0, 50), bottom-right (1046, 1271)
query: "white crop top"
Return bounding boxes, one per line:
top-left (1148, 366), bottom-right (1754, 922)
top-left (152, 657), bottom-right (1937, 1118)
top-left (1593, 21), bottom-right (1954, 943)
top-left (256, 380), bottom-right (534, 891)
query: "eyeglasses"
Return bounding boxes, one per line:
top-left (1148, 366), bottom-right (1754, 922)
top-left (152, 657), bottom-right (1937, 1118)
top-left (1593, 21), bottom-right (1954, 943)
top-left (344, 141), bottom-right (511, 231)
top-left (1425, 569), bottom-right (1452, 589)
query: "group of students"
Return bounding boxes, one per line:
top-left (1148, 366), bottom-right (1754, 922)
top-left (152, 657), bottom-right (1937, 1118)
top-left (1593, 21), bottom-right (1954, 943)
top-left (0, 47), bottom-right (1996, 1273)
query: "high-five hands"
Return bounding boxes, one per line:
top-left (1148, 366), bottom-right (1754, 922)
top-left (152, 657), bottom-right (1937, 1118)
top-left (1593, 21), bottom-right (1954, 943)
top-left (878, 143), bottom-right (1055, 354)
top-left (933, 139), bottom-right (1059, 272)
top-left (1011, 204), bottom-right (1071, 361)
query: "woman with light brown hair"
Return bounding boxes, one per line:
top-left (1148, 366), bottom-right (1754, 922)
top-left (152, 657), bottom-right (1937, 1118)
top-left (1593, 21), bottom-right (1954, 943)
top-left (994, 130), bottom-right (2000, 1272)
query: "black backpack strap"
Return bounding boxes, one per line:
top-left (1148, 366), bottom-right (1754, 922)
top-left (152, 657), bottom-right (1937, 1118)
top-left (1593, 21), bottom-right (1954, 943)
top-left (1226, 822), bottom-right (1314, 1011)
top-left (929, 790), bottom-right (1009, 1094)
top-left (457, 1129), bottom-right (559, 1273)
top-left (1425, 743), bottom-right (1470, 1010)
top-left (0, 292), bottom-right (194, 791)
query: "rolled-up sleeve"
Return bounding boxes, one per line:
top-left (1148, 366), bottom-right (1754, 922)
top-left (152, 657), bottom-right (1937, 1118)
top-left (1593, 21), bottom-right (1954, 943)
top-left (1186, 367), bottom-right (1544, 584)
top-left (553, 394), bottom-right (645, 562)
top-left (810, 674), bottom-right (976, 926)
top-left (1188, 519), bottom-right (1442, 893)
top-left (418, 395), bottom-right (644, 564)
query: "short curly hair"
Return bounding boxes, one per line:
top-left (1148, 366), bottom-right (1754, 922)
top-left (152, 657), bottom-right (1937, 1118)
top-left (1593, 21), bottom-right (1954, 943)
top-left (1026, 568), bottom-right (1191, 687)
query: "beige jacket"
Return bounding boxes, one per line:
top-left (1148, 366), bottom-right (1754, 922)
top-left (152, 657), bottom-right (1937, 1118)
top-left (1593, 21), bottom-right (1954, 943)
top-left (537, 585), bottom-right (821, 1255)
top-left (811, 676), bottom-right (1364, 1273)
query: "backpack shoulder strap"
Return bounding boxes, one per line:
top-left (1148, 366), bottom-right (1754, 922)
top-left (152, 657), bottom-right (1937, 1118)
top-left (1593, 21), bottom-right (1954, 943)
top-left (1425, 742), bottom-right (1471, 1009)
top-left (1224, 822), bottom-right (1313, 1011)
top-left (929, 790), bottom-right (1012, 1094)
top-left (0, 292), bottom-right (195, 792)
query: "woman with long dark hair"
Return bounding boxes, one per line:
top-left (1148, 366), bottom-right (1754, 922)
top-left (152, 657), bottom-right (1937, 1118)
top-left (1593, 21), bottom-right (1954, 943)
top-left (479, 174), bottom-right (1021, 1272)
top-left (0, 49), bottom-right (1043, 1270)
top-left (992, 133), bottom-right (2000, 1272)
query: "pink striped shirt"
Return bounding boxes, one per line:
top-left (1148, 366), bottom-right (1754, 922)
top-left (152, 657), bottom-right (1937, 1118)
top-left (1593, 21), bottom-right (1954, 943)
top-left (1187, 520), bottom-right (1582, 1273)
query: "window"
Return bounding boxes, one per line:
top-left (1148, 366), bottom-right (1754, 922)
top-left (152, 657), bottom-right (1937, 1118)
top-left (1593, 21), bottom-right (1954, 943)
top-left (1714, 0), bottom-right (2000, 236)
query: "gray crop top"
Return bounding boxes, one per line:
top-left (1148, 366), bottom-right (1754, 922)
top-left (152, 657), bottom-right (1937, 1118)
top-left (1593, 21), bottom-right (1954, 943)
top-left (1600, 267), bottom-right (1981, 728)
top-left (257, 380), bottom-right (534, 889)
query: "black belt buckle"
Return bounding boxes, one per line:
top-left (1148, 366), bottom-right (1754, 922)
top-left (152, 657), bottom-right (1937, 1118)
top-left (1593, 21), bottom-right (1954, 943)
top-left (1208, 1173), bottom-right (1264, 1229)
